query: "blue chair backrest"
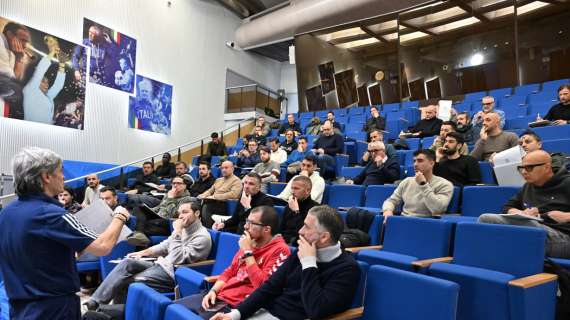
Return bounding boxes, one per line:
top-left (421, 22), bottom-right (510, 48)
top-left (125, 283), bottom-right (171, 320)
top-left (383, 216), bottom-right (453, 259)
top-left (211, 167), bottom-right (221, 178)
top-left (274, 205), bottom-right (285, 223)
top-left (206, 229), bottom-right (220, 260)
top-left (364, 185), bottom-right (396, 208)
top-left (300, 112), bottom-right (314, 119)
top-left (349, 115), bottom-right (366, 124)
top-left (100, 241), bottom-right (135, 279)
top-left (421, 136), bottom-right (436, 150)
top-left (164, 304), bottom-right (202, 320)
top-left (447, 186), bottom-right (461, 214)
top-left (346, 122), bottom-right (363, 134)
top-left (406, 138), bottom-right (421, 151)
top-left (352, 261), bottom-right (370, 308)
top-left (268, 182), bottom-right (287, 196)
top-left (504, 115), bottom-right (535, 130)
top-left (461, 186), bottom-right (519, 217)
top-left (489, 87), bottom-right (512, 100)
top-left (528, 102), bottom-right (553, 117)
top-left (499, 95), bottom-right (527, 108)
top-left (542, 78), bottom-right (570, 93)
top-left (478, 161), bottom-right (496, 184)
top-left (348, 107), bottom-right (364, 116)
top-left (383, 103), bottom-right (400, 112)
top-left (327, 185), bottom-right (365, 208)
top-left (362, 265), bottom-right (459, 320)
top-left (500, 105), bottom-right (528, 119)
top-left (542, 139), bottom-right (570, 155)
top-left (464, 91), bottom-right (487, 102)
top-left (333, 109), bottom-right (347, 117)
top-left (514, 83), bottom-right (540, 96)
top-left (453, 223), bottom-right (546, 278)
top-left (402, 101), bottom-right (419, 109)
top-left (341, 166), bottom-right (364, 179)
top-left (527, 92), bottom-right (557, 106)
top-left (454, 102), bottom-right (472, 113)
top-left (211, 232), bottom-right (241, 275)
top-left (533, 124), bottom-right (570, 140)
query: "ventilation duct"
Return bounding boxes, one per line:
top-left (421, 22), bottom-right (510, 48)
top-left (235, 0), bottom-right (432, 49)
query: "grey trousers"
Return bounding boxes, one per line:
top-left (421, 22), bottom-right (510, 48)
top-left (90, 259), bottom-right (174, 304)
top-left (478, 213), bottom-right (570, 258)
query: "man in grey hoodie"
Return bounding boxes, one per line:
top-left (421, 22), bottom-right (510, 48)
top-left (84, 200), bottom-right (211, 310)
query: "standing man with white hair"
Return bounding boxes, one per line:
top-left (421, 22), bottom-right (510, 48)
top-left (0, 147), bottom-right (131, 319)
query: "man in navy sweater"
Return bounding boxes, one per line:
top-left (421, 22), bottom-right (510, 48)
top-left (211, 205), bottom-right (360, 320)
top-left (313, 120), bottom-right (345, 180)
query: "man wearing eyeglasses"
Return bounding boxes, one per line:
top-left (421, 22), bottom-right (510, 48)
top-left (176, 206), bottom-right (290, 319)
top-left (347, 141), bottom-right (400, 186)
top-left (359, 129), bottom-right (396, 166)
top-left (478, 150), bottom-right (570, 258)
top-left (472, 96), bottom-right (505, 130)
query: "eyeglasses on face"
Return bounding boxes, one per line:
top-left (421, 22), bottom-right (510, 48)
top-left (171, 181), bottom-right (184, 185)
top-left (517, 162), bottom-right (547, 173)
top-left (245, 219), bottom-right (265, 227)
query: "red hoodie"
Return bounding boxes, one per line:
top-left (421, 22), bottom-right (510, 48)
top-left (216, 235), bottom-right (290, 307)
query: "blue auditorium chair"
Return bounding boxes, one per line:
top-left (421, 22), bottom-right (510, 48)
top-left (383, 103), bottom-right (400, 112)
top-left (533, 124), bottom-right (570, 140)
top-left (335, 154), bottom-right (350, 177)
top-left (527, 92), bottom-right (557, 106)
top-left (327, 184), bottom-right (365, 209)
top-left (299, 111), bottom-right (314, 120)
top-left (499, 94), bottom-right (527, 108)
top-left (499, 105), bottom-right (528, 119)
top-left (341, 166), bottom-right (364, 179)
top-left (333, 109), bottom-right (347, 117)
top-left (356, 216), bottom-right (453, 272)
top-left (164, 304), bottom-right (202, 320)
top-left (542, 138), bottom-right (570, 155)
top-left (427, 223), bottom-right (557, 320)
top-left (463, 91), bottom-right (487, 102)
top-left (528, 102), bottom-right (553, 117)
top-left (446, 186), bottom-right (461, 214)
top-left (421, 136), bottom-right (436, 149)
top-left (489, 87), bottom-right (512, 100)
top-left (504, 115), bottom-right (534, 130)
top-left (542, 78), bottom-right (570, 93)
top-left (401, 100), bottom-right (419, 109)
top-left (442, 186), bottom-right (519, 223)
top-left (454, 102), bottom-right (472, 113)
top-left (267, 182), bottom-right (287, 196)
top-left (362, 184), bottom-right (396, 209)
top-left (405, 137), bottom-right (421, 151)
top-left (478, 161), bottom-right (496, 184)
top-left (348, 107), bottom-right (364, 116)
top-left (125, 283), bottom-right (172, 320)
top-left (183, 232), bottom-right (240, 276)
top-left (514, 83), bottom-right (540, 96)
top-left (333, 265), bottom-right (459, 320)
top-left (349, 115), bottom-right (366, 125)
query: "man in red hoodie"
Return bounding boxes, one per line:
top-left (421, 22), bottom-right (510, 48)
top-left (175, 205), bottom-right (290, 318)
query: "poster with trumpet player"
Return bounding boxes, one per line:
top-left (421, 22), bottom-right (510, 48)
top-left (0, 17), bottom-right (87, 129)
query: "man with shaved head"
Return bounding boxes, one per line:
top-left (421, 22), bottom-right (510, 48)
top-left (198, 160), bottom-right (242, 228)
top-left (312, 120), bottom-right (344, 180)
top-left (470, 112), bottom-right (518, 161)
top-left (406, 105), bottom-right (443, 138)
top-left (280, 175), bottom-right (318, 245)
top-left (82, 173), bottom-right (104, 207)
top-left (479, 150), bottom-right (570, 258)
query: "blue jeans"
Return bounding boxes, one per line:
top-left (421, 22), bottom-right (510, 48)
top-left (0, 281), bottom-right (9, 320)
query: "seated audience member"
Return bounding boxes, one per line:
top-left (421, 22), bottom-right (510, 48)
top-left (128, 175), bottom-right (192, 246)
top-left (210, 205), bottom-right (361, 320)
top-left (189, 162), bottom-right (216, 197)
top-left (542, 84), bottom-right (570, 125)
top-left (478, 150), bottom-right (570, 258)
top-left (284, 136), bottom-right (314, 178)
top-left (470, 112), bottom-right (519, 161)
top-left (313, 120), bottom-right (344, 179)
top-left (360, 129), bottom-right (396, 165)
top-left (429, 121), bottom-right (469, 155)
top-left (347, 141), bottom-right (400, 186)
top-left (471, 96), bottom-right (506, 131)
top-left (157, 161), bottom-right (190, 190)
top-left (383, 150), bottom-right (453, 218)
top-left (205, 132), bottom-right (228, 164)
top-left (280, 176), bottom-right (318, 245)
top-left (237, 140), bottom-right (261, 168)
top-left (155, 153), bottom-right (177, 179)
top-left (59, 186), bottom-right (82, 214)
top-left (269, 137), bottom-right (287, 164)
top-left (249, 126), bottom-right (267, 146)
top-left (281, 129), bottom-right (298, 155)
top-left (84, 200), bottom-right (212, 310)
top-left (434, 132), bottom-right (481, 186)
top-left (251, 146), bottom-right (280, 193)
top-left (519, 130), bottom-right (569, 172)
top-left (279, 156), bottom-right (325, 204)
top-left (456, 112), bottom-right (477, 145)
top-left (305, 117), bottom-right (322, 135)
top-left (125, 163), bottom-right (164, 210)
top-left (250, 116), bottom-right (271, 137)
top-left (176, 206), bottom-right (290, 319)
top-left (326, 111), bottom-right (342, 133)
top-left (279, 113), bottom-right (302, 136)
top-left (198, 161), bottom-right (242, 228)
top-left (404, 105), bottom-right (443, 138)
top-left (99, 186), bottom-right (122, 211)
top-left (214, 173), bottom-right (273, 234)
top-left (363, 106), bottom-right (386, 133)
top-left (82, 173), bottom-right (104, 207)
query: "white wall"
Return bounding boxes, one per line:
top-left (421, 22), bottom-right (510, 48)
top-left (280, 61), bottom-right (298, 115)
top-left (0, 0), bottom-right (282, 173)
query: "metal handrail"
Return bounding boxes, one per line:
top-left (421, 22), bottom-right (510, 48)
top-left (226, 83), bottom-right (280, 96)
top-left (0, 116), bottom-right (256, 201)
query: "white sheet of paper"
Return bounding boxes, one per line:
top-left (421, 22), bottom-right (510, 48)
top-left (493, 146), bottom-right (524, 166)
top-left (145, 182), bottom-right (161, 190)
top-left (493, 146), bottom-right (526, 186)
top-left (438, 100), bottom-right (452, 121)
top-left (74, 199), bottom-right (132, 242)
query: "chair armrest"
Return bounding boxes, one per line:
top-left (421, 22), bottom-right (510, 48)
top-left (181, 259), bottom-right (215, 268)
top-left (204, 275), bottom-right (219, 283)
top-left (345, 245), bottom-right (382, 253)
top-left (412, 256), bottom-right (453, 269)
top-left (324, 307), bottom-right (364, 320)
top-left (509, 273), bottom-right (558, 288)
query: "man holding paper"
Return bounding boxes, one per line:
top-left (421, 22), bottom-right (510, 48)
top-left (0, 147), bottom-right (130, 319)
top-left (478, 150), bottom-right (570, 258)
top-left (84, 200), bottom-right (211, 310)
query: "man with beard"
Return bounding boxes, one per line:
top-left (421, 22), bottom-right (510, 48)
top-left (455, 112), bottom-right (477, 144)
top-left (429, 121), bottom-right (469, 156)
top-left (543, 84), bottom-right (570, 125)
top-left (434, 132), bottom-right (481, 187)
top-left (251, 146), bottom-right (280, 193)
top-left (82, 174), bottom-right (105, 207)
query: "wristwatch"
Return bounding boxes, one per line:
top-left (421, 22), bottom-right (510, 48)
top-left (242, 250), bottom-right (254, 259)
